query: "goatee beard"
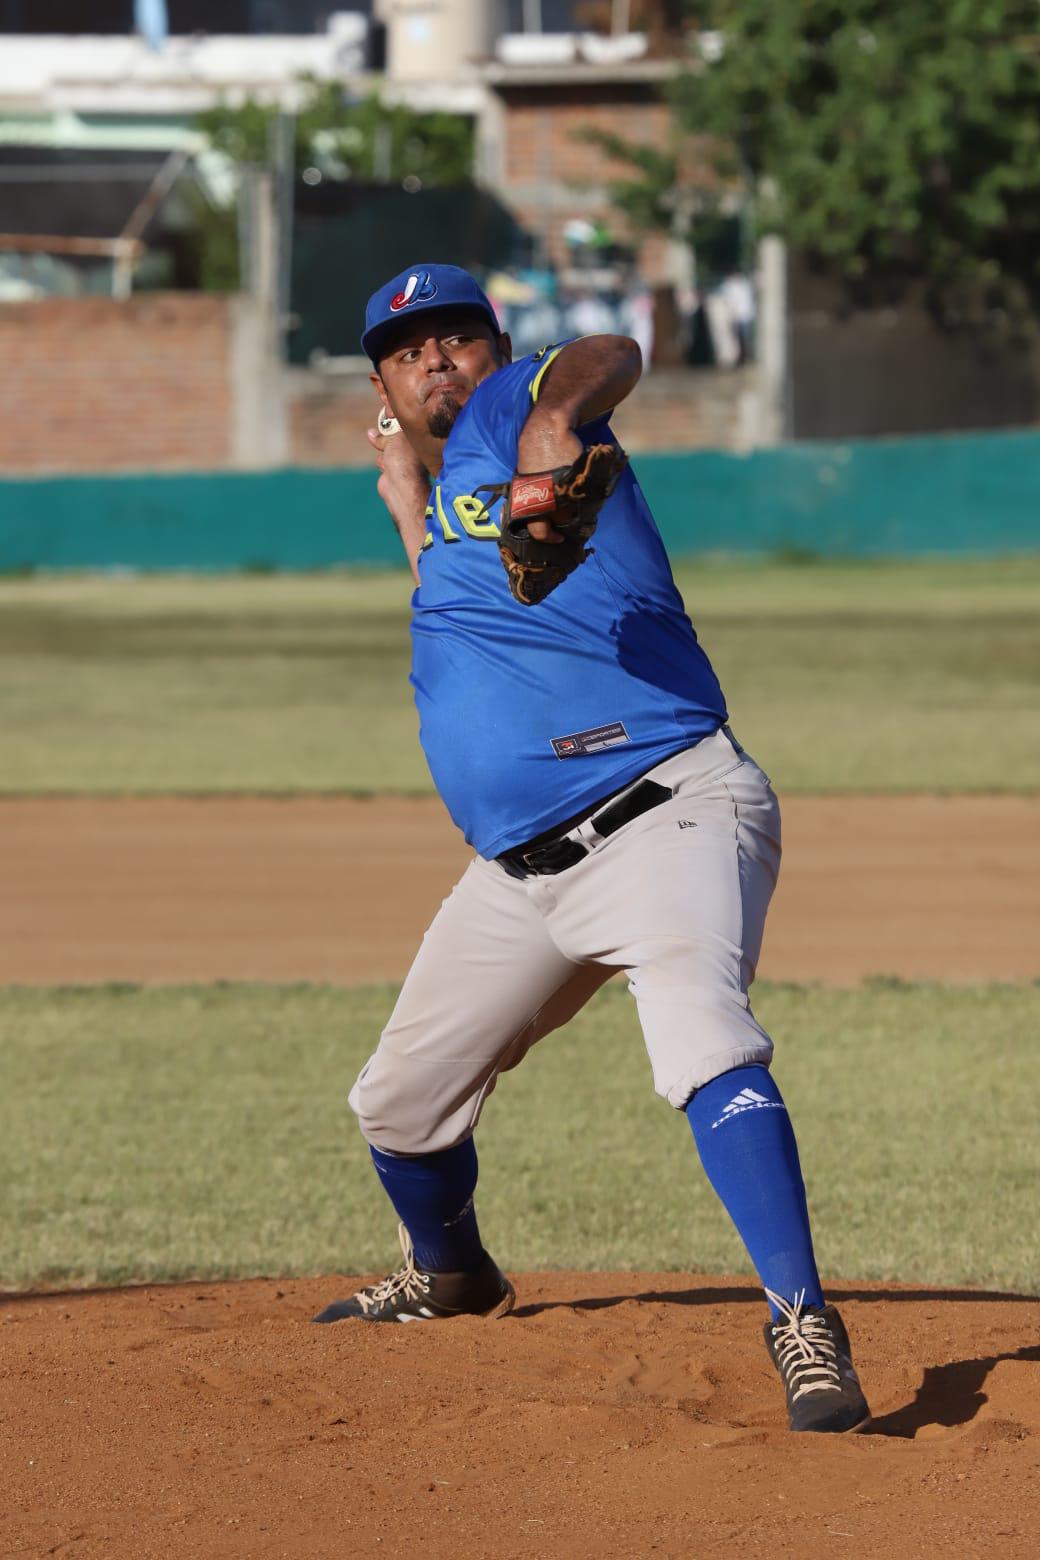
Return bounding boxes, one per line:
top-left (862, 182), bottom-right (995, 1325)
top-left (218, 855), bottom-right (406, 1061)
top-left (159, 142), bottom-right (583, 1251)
top-left (427, 397), bottom-right (461, 439)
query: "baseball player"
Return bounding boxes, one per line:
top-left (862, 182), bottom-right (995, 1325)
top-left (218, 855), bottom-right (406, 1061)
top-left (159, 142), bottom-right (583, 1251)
top-left (314, 263), bottom-right (871, 1434)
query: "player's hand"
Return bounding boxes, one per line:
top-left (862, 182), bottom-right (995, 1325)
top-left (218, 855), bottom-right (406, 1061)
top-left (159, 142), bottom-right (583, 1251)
top-left (367, 424), bottom-right (430, 519)
top-left (516, 410), bottom-right (584, 543)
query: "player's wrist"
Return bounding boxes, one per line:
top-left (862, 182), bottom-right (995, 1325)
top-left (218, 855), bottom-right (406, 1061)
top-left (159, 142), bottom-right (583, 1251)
top-left (517, 408), bottom-right (583, 476)
top-left (522, 402), bottom-right (579, 442)
top-left (381, 489), bottom-right (428, 528)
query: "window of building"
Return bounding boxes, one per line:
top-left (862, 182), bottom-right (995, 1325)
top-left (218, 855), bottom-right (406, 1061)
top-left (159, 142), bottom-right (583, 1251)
top-left (0, 0), bottom-right (133, 31)
top-left (0, 0), bottom-right (355, 33)
top-left (167, 0), bottom-right (344, 32)
top-left (501, 0), bottom-right (578, 33)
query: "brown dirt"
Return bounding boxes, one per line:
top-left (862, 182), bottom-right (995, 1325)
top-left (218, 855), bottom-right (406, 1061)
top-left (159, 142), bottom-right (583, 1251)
top-left (2, 793), bottom-right (1038, 987)
top-left (3, 1273), bottom-right (1039, 1559)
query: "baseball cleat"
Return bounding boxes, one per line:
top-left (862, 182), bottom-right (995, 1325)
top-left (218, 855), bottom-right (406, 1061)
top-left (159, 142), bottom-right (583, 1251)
top-left (312, 1222), bottom-right (515, 1324)
top-left (763, 1289), bottom-right (871, 1433)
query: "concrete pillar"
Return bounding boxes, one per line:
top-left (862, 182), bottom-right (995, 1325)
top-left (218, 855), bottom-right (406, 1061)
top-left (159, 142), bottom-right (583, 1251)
top-left (229, 294), bottom-right (289, 469)
top-left (756, 233), bottom-right (789, 446)
top-left (229, 168), bottom-right (289, 468)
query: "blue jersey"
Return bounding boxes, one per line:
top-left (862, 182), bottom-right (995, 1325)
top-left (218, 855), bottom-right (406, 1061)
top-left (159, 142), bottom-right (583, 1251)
top-left (410, 344), bottom-right (728, 857)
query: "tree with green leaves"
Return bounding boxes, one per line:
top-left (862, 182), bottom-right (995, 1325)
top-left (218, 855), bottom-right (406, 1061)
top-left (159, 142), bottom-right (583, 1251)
top-left (196, 81), bottom-right (473, 186)
top-left (591, 1), bottom-right (1040, 313)
top-left (190, 82), bottom-right (474, 290)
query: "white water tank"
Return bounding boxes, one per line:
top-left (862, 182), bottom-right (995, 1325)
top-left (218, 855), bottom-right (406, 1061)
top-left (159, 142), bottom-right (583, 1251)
top-left (377, 0), bottom-right (494, 82)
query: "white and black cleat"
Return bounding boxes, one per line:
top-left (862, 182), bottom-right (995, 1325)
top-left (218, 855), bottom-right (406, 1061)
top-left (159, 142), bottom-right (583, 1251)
top-left (312, 1222), bottom-right (515, 1324)
top-left (764, 1288), bottom-right (872, 1433)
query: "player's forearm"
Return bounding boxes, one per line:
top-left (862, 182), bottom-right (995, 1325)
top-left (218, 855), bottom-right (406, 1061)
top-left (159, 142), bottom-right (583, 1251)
top-left (535, 335), bottom-right (642, 427)
top-left (375, 467), bottom-right (429, 586)
top-left (517, 335), bottom-right (641, 475)
top-left (384, 498), bottom-right (427, 586)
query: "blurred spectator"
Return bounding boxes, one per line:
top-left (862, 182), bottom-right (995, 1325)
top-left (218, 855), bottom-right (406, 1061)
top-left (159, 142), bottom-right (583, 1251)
top-left (568, 290), bottom-right (614, 337)
top-left (485, 267), bottom-right (537, 325)
top-left (621, 284), bottom-right (654, 369)
top-left (720, 271), bottom-right (755, 366)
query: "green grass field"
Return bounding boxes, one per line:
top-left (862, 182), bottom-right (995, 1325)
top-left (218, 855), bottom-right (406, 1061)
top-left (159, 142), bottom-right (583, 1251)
top-left (3, 980), bottom-right (1037, 1293)
top-left (1, 557), bottom-right (1038, 794)
top-left (3, 560), bottom-right (1037, 1296)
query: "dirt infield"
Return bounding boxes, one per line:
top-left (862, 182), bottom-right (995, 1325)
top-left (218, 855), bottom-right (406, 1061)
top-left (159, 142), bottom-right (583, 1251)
top-left (3, 793), bottom-right (1038, 986)
top-left (3, 1273), bottom-right (1039, 1558)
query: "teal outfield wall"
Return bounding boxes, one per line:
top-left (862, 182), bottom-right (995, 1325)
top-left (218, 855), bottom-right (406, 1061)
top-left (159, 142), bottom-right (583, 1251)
top-left (2, 428), bottom-right (1039, 570)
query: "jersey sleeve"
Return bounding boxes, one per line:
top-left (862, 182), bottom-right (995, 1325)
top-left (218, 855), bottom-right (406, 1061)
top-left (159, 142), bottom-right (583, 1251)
top-left (466, 341), bottom-right (574, 462)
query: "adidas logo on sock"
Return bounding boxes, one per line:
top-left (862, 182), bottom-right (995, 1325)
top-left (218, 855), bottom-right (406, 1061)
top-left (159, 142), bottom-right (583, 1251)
top-left (711, 1086), bottom-right (787, 1130)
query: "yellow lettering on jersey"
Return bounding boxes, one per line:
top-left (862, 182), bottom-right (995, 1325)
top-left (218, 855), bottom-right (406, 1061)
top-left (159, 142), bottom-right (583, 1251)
top-left (453, 493), bottom-right (501, 539)
top-left (432, 486), bottom-right (461, 542)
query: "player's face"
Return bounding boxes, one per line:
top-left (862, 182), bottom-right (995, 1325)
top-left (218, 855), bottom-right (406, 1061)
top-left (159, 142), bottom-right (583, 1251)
top-left (374, 315), bottom-right (511, 442)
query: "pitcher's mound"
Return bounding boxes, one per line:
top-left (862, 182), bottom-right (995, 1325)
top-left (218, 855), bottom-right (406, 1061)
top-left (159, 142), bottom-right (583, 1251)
top-left (3, 1272), bottom-right (1039, 1557)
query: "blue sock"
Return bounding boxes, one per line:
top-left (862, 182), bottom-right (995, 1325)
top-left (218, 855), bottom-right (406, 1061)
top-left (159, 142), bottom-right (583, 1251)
top-left (685, 1065), bottom-right (824, 1318)
top-left (369, 1138), bottom-right (484, 1273)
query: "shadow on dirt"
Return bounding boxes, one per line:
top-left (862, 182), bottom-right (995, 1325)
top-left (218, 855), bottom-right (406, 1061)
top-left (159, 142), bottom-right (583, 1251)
top-left (509, 1283), bottom-right (1038, 1318)
top-left (866, 1343), bottom-right (1040, 1438)
top-left (8, 1280), bottom-right (1037, 1313)
top-left (507, 1287), bottom-right (1040, 1439)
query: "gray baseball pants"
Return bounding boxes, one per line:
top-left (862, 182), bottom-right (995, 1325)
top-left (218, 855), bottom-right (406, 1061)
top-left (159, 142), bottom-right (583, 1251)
top-left (349, 728), bottom-right (781, 1155)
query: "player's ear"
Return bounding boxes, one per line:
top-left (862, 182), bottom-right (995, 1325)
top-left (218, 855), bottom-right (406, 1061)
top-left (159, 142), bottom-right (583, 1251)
top-left (496, 332), bottom-right (512, 366)
top-left (369, 371), bottom-right (392, 414)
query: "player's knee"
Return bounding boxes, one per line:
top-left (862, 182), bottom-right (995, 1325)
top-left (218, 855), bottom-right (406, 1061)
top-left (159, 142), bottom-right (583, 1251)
top-left (638, 982), bottom-right (775, 1109)
top-left (664, 1041), bottom-right (774, 1111)
top-left (348, 1056), bottom-right (465, 1156)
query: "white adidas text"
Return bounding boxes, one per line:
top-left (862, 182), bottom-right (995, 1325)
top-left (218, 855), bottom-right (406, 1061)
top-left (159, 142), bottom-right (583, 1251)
top-left (710, 1086), bottom-right (787, 1130)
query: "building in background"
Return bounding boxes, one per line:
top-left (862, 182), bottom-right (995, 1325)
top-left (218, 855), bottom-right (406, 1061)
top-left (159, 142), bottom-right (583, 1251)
top-left (0, 1), bottom-right (719, 361)
top-left (0, 7), bottom-right (370, 299)
top-left (0, 2), bottom-right (770, 477)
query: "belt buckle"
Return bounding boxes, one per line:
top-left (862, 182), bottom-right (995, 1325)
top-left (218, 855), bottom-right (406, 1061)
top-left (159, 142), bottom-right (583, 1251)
top-left (521, 836), bottom-right (588, 875)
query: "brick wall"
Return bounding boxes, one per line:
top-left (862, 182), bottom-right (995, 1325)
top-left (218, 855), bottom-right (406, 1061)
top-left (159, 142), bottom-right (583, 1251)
top-left (498, 88), bottom-right (672, 281)
top-left (493, 83), bottom-right (718, 287)
top-left (286, 369), bottom-right (377, 467)
top-left (611, 366), bottom-right (754, 452)
top-left (286, 364), bottom-right (754, 466)
top-left (0, 295), bottom-right (233, 474)
top-left (0, 294), bottom-right (753, 476)
top-left (503, 96), bottom-right (672, 188)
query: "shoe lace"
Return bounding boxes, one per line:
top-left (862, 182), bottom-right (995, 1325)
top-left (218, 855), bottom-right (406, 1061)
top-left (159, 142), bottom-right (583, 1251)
top-left (764, 1288), bottom-right (842, 1402)
top-left (353, 1223), bottom-right (432, 1316)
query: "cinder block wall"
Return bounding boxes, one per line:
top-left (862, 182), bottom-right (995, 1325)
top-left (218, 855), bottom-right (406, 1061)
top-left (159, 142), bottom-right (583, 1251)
top-left (0, 295), bottom-right (235, 474)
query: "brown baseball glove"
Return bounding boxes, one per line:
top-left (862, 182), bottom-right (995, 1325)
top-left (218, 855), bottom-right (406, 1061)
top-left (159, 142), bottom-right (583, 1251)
top-left (476, 442), bottom-right (628, 606)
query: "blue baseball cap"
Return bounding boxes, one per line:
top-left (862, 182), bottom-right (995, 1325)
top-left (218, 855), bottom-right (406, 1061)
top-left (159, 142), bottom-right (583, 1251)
top-left (361, 262), bottom-right (500, 364)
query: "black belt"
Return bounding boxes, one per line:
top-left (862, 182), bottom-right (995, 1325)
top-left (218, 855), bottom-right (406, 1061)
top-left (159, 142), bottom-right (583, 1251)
top-left (498, 777), bottom-right (673, 879)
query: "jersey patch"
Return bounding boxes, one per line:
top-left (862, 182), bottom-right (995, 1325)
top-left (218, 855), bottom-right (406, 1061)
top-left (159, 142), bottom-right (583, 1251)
top-left (551, 721), bottom-right (631, 759)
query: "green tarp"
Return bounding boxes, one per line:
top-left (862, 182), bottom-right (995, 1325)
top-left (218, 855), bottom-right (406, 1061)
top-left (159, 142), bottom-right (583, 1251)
top-left (2, 429), bottom-right (1038, 570)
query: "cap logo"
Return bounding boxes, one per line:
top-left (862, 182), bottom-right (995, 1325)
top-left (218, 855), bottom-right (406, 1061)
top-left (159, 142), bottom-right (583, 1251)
top-left (390, 270), bottom-right (438, 312)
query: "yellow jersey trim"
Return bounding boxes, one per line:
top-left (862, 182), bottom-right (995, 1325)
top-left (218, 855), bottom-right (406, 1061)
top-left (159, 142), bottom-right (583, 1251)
top-left (529, 345), bottom-right (564, 404)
